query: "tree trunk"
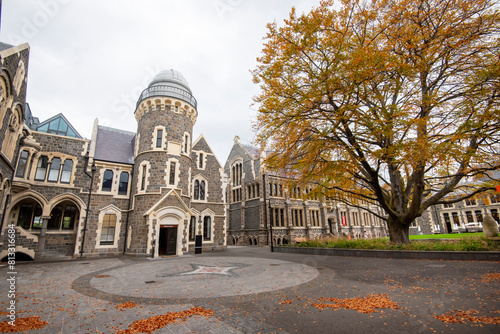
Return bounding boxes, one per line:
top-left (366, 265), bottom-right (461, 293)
top-left (387, 219), bottom-right (410, 244)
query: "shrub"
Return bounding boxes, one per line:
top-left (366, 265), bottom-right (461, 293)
top-left (288, 236), bottom-right (499, 251)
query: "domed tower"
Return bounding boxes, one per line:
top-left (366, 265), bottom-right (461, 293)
top-left (129, 69), bottom-right (198, 256)
top-left (134, 69), bottom-right (197, 194)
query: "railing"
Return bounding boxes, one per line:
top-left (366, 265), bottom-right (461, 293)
top-left (136, 85), bottom-right (197, 109)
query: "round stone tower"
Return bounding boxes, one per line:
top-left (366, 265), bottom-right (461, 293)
top-left (129, 70), bottom-right (198, 256)
top-left (133, 69), bottom-right (197, 195)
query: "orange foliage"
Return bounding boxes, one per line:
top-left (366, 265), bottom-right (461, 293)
top-left (434, 309), bottom-right (500, 325)
top-left (312, 294), bottom-right (399, 313)
top-left (252, 0), bottom-right (500, 244)
top-left (117, 307), bottom-right (214, 334)
top-left (0, 316), bottom-right (48, 333)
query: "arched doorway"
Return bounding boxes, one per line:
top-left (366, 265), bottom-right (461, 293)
top-left (47, 200), bottom-right (80, 231)
top-left (158, 215), bottom-right (182, 256)
top-left (46, 200), bottom-right (80, 256)
top-left (13, 198), bottom-right (43, 230)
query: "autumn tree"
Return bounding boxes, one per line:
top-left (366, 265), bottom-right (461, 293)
top-left (252, 0), bottom-right (500, 243)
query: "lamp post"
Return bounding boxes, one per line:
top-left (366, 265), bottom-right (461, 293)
top-left (81, 154), bottom-right (96, 258)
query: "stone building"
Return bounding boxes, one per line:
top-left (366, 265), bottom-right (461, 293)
top-left (0, 67), bottom-right (227, 260)
top-left (224, 136), bottom-right (388, 246)
top-left (411, 192), bottom-right (500, 235)
top-left (0, 42), bottom-right (30, 258)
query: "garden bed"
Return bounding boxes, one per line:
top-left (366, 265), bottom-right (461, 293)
top-left (275, 236), bottom-right (500, 261)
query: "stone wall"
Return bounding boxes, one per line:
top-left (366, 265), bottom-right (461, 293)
top-left (0, 43), bottom-right (30, 233)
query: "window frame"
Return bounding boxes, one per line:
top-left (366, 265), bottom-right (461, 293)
top-left (102, 169), bottom-right (113, 192)
top-left (60, 159), bottom-right (73, 184)
top-left (99, 214), bottom-right (117, 246)
top-left (118, 171), bottom-right (129, 196)
top-left (47, 157), bottom-right (61, 183)
top-left (34, 156), bottom-right (49, 181)
top-left (15, 150), bottom-right (29, 178)
top-left (189, 216), bottom-right (196, 242)
top-left (156, 129), bottom-right (163, 148)
top-left (203, 215), bottom-right (212, 241)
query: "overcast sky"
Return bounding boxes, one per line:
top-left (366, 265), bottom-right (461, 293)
top-left (0, 0), bottom-right (322, 162)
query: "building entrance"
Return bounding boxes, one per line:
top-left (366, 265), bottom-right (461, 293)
top-left (159, 226), bottom-right (177, 256)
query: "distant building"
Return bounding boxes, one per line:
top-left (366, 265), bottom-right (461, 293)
top-left (0, 67), bottom-right (227, 260)
top-left (412, 191), bottom-right (500, 235)
top-left (224, 136), bottom-right (388, 246)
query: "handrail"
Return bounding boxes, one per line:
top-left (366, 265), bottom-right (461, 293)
top-left (136, 85), bottom-right (197, 109)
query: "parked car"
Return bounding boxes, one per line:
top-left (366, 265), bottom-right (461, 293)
top-left (464, 223), bottom-right (483, 233)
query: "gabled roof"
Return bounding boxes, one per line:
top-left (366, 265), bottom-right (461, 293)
top-left (192, 134), bottom-right (223, 168)
top-left (224, 138), bottom-right (261, 171)
top-left (242, 144), bottom-right (260, 158)
top-left (32, 113), bottom-right (83, 138)
top-left (94, 126), bottom-right (135, 165)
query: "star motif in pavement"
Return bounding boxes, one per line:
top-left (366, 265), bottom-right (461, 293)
top-left (180, 264), bottom-right (238, 276)
top-left (156, 263), bottom-right (250, 278)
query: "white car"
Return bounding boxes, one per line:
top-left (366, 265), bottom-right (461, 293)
top-left (464, 223), bottom-right (483, 233)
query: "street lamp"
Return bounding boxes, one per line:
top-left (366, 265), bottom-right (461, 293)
top-left (81, 153), bottom-right (96, 258)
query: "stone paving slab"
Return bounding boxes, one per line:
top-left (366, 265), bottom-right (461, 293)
top-left (90, 257), bottom-right (318, 299)
top-left (1, 247), bottom-right (499, 333)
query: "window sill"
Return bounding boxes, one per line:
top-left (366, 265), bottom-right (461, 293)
top-left (28, 230), bottom-right (77, 234)
top-left (95, 244), bottom-right (118, 249)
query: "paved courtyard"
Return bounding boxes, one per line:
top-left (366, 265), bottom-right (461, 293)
top-left (1, 246), bottom-right (499, 333)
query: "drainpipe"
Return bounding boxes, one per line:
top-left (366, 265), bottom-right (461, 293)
top-left (262, 173), bottom-right (269, 247)
top-left (268, 197), bottom-right (274, 252)
top-left (81, 153), bottom-right (96, 258)
top-left (123, 169), bottom-right (134, 254)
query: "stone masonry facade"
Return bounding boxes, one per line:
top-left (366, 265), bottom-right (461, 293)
top-left (0, 65), bottom-right (227, 260)
top-left (1, 40), bottom-right (499, 261)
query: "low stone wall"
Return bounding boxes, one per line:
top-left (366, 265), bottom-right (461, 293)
top-left (274, 246), bottom-right (500, 261)
top-left (0, 226), bottom-right (38, 260)
top-left (44, 234), bottom-right (76, 256)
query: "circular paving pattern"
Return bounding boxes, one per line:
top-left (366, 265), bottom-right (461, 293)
top-left (89, 257), bottom-right (319, 299)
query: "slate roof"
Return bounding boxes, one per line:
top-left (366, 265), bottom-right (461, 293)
top-left (242, 144), bottom-right (260, 158)
top-left (94, 126), bottom-right (135, 164)
top-left (0, 42), bottom-right (14, 52)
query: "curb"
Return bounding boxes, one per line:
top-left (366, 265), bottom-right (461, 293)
top-left (274, 246), bottom-right (500, 261)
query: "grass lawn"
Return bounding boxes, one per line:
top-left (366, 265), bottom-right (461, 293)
top-left (409, 233), bottom-right (493, 239)
top-left (293, 235), bottom-right (500, 251)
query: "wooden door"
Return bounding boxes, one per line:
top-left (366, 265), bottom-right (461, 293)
top-left (166, 226), bottom-right (177, 255)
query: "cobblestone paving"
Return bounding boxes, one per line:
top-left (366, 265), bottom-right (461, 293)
top-left (1, 247), bottom-right (499, 333)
